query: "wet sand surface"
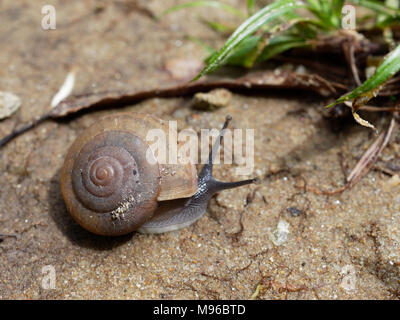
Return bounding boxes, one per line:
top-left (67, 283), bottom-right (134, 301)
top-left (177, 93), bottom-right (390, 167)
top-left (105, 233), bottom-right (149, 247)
top-left (0, 0), bottom-right (398, 299)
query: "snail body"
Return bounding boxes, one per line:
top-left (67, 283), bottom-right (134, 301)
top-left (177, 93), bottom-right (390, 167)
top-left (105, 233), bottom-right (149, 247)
top-left (61, 113), bottom-right (256, 236)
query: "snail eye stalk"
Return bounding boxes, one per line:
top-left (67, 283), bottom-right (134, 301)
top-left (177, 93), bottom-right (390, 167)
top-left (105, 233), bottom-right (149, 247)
top-left (199, 115), bottom-right (258, 194)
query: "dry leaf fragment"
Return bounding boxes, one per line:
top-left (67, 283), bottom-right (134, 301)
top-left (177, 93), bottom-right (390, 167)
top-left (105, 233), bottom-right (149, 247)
top-left (352, 111), bottom-right (377, 133)
top-left (0, 70), bottom-right (344, 148)
top-left (344, 101), bottom-right (377, 132)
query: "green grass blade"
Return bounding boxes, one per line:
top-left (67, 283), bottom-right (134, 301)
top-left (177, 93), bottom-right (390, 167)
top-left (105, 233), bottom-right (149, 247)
top-left (257, 35), bottom-right (308, 61)
top-left (192, 0), bottom-right (305, 81)
top-left (187, 36), bottom-right (216, 55)
top-left (201, 18), bottom-right (234, 33)
top-left (330, 0), bottom-right (345, 28)
top-left (326, 44), bottom-right (400, 108)
top-left (223, 35), bottom-right (261, 66)
top-left (349, 0), bottom-right (399, 16)
top-left (241, 17), bottom-right (311, 67)
top-left (377, 15), bottom-right (400, 27)
top-left (331, 0), bottom-right (345, 15)
top-left (247, 0), bottom-right (256, 16)
top-left (305, 0), bottom-right (341, 29)
top-left (160, 1), bottom-right (245, 18)
top-left (306, 0), bottom-right (322, 11)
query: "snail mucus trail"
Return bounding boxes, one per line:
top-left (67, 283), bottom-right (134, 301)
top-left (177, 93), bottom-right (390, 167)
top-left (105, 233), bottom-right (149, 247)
top-left (61, 113), bottom-right (257, 236)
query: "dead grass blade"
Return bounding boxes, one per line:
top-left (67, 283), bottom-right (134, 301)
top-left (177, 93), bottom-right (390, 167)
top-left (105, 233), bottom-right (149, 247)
top-left (346, 115), bottom-right (398, 187)
top-left (302, 115), bottom-right (398, 195)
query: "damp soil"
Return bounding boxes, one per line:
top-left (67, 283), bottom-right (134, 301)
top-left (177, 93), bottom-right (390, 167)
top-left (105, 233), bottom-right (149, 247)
top-left (0, 0), bottom-right (399, 299)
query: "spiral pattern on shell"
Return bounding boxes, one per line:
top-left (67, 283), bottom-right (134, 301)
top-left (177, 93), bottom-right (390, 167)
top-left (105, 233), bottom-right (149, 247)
top-left (61, 121), bottom-right (161, 236)
top-left (72, 133), bottom-right (142, 213)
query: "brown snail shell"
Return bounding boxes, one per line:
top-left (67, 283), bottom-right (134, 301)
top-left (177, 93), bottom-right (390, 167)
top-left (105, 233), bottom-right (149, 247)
top-left (60, 113), bottom-right (197, 236)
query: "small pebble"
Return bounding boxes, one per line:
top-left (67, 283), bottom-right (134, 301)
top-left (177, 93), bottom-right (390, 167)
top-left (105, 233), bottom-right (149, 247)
top-left (0, 91), bottom-right (21, 119)
top-left (193, 89), bottom-right (232, 110)
top-left (270, 219), bottom-right (290, 246)
top-left (269, 162), bottom-right (281, 174)
top-left (383, 174), bottom-right (400, 191)
top-left (287, 206), bottom-right (303, 217)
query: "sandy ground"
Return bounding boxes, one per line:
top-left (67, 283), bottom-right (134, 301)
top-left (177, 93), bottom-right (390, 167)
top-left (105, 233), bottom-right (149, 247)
top-left (0, 0), bottom-right (399, 299)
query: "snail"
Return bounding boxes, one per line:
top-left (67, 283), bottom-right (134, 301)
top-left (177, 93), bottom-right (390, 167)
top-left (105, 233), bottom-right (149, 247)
top-left (60, 113), bottom-right (256, 236)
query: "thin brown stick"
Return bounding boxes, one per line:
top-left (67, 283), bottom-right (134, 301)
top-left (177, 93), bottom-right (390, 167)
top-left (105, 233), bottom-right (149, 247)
top-left (343, 42), bottom-right (362, 86)
top-left (0, 114), bottom-right (50, 148)
top-left (302, 116), bottom-right (398, 195)
top-left (0, 70), bottom-right (344, 149)
top-left (0, 233), bottom-right (18, 239)
top-left (359, 105), bottom-right (400, 112)
top-left (347, 115), bottom-right (398, 186)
